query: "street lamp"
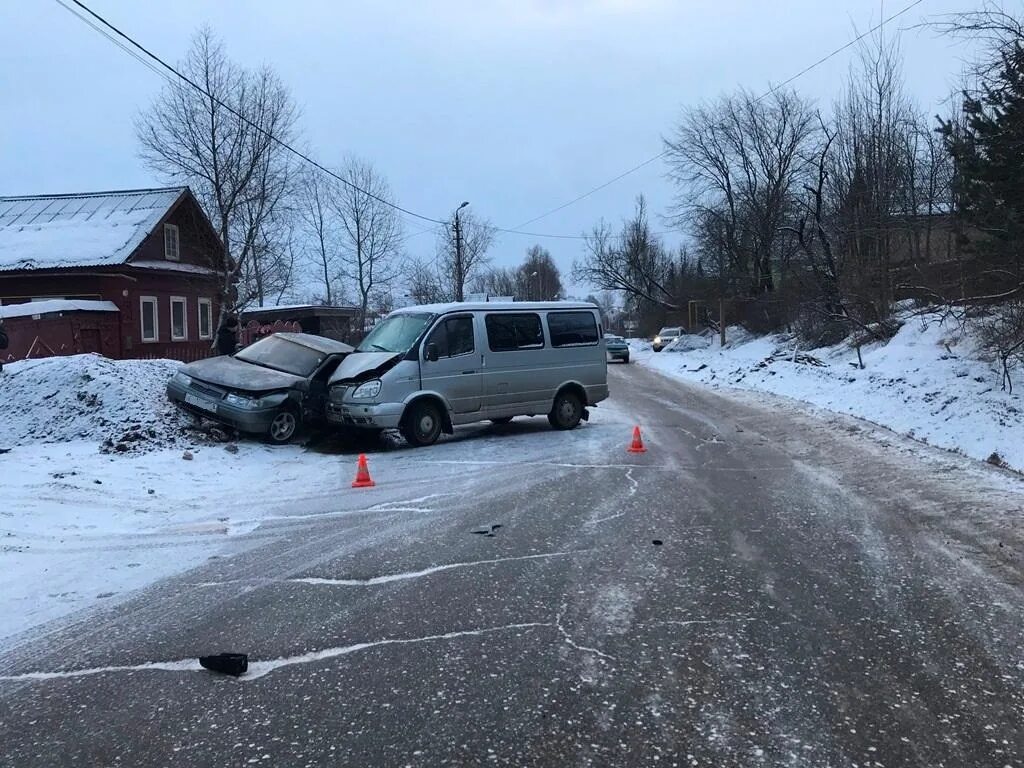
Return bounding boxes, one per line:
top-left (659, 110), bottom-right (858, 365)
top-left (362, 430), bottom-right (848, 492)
top-left (453, 202), bottom-right (470, 302)
top-left (530, 270), bottom-right (539, 301)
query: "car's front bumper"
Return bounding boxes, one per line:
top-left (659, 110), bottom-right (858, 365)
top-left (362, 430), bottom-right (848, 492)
top-left (326, 399), bottom-right (404, 430)
top-left (166, 381), bottom-right (281, 435)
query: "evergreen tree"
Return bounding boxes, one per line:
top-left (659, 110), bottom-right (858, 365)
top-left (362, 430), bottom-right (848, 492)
top-left (942, 42), bottom-right (1024, 283)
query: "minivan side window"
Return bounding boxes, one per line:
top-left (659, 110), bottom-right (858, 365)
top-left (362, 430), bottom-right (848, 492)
top-left (485, 313), bottom-right (544, 352)
top-left (426, 316), bottom-right (475, 358)
top-left (548, 311), bottom-right (599, 347)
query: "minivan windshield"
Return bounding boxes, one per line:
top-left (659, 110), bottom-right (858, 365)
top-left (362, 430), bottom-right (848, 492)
top-left (235, 335), bottom-right (324, 377)
top-left (357, 312), bottom-right (435, 354)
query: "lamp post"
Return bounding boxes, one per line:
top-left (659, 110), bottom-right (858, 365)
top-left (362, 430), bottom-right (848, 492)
top-left (530, 270), bottom-right (539, 301)
top-left (453, 201), bottom-right (470, 302)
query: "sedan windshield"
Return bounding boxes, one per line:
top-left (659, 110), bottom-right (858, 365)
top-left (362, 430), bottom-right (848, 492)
top-left (357, 313), bottom-right (434, 354)
top-left (235, 335), bottom-right (324, 377)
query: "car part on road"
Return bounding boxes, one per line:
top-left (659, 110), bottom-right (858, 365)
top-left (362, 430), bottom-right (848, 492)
top-left (268, 405), bottom-right (300, 444)
top-left (548, 389), bottom-right (583, 430)
top-left (352, 453), bottom-right (376, 488)
top-left (627, 426), bottom-right (647, 453)
top-left (198, 653), bottom-right (248, 677)
top-left (401, 399), bottom-right (443, 446)
top-left (472, 524), bottom-right (503, 537)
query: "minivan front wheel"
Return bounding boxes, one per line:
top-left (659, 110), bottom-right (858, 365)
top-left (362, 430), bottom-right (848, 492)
top-left (402, 400), bottom-right (443, 447)
top-left (548, 390), bottom-right (583, 431)
top-left (268, 406), bottom-right (300, 444)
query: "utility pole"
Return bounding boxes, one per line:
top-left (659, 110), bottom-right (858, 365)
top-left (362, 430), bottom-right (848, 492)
top-left (453, 201), bottom-right (469, 302)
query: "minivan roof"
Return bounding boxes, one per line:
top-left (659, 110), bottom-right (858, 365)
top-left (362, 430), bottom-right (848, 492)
top-left (391, 301), bottom-right (597, 315)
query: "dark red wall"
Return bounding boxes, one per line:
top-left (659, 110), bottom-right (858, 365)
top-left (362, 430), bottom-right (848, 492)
top-left (1, 311), bottom-right (122, 363)
top-left (0, 270), bottom-right (221, 362)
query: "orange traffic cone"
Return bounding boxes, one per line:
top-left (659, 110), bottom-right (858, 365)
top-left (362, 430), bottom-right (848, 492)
top-left (627, 426), bottom-right (647, 453)
top-left (352, 453), bottom-right (376, 488)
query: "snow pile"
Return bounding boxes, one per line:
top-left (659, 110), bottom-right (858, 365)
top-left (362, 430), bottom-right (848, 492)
top-left (0, 354), bottom-right (195, 452)
top-left (635, 310), bottom-right (1024, 472)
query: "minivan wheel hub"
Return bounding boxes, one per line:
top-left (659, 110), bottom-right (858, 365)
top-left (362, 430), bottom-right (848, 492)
top-left (418, 414), bottom-right (435, 434)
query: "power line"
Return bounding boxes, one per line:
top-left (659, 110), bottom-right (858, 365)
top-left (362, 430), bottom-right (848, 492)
top-left (54, 0), bottom-right (174, 85)
top-left (509, 0), bottom-right (928, 231)
top-left (57, 0), bottom-right (447, 226)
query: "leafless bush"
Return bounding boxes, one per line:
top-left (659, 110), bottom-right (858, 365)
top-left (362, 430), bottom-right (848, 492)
top-left (975, 299), bottom-right (1024, 392)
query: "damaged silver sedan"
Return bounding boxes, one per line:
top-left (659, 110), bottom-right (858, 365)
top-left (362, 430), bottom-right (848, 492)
top-left (167, 332), bottom-right (353, 443)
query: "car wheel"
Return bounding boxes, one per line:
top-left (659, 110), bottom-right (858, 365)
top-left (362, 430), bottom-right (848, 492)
top-left (490, 417), bottom-right (514, 425)
top-left (401, 400), bottom-right (443, 447)
top-left (268, 406), bottom-right (300, 444)
top-left (548, 390), bottom-right (583, 431)
top-left (622, 354), bottom-right (630, 364)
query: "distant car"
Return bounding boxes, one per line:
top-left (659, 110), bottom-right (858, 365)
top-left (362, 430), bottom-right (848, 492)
top-left (604, 334), bottom-right (630, 363)
top-left (652, 326), bottom-right (682, 352)
top-left (167, 332), bottom-right (353, 444)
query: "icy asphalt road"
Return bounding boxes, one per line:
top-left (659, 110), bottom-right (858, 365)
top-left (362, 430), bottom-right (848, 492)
top-left (1, 364), bottom-right (1023, 767)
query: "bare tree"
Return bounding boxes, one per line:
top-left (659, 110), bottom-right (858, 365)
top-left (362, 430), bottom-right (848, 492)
top-left (470, 266), bottom-right (519, 297)
top-left (927, 2), bottom-right (1024, 83)
top-left (824, 29), bottom-right (920, 320)
top-left (573, 196), bottom-right (677, 309)
top-left (405, 256), bottom-right (447, 305)
top-left (331, 158), bottom-right (404, 333)
top-left (136, 28), bottom-right (298, 327)
top-left (664, 87), bottom-right (817, 296)
top-left (297, 169), bottom-right (338, 304)
top-left (436, 210), bottom-right (496, 301)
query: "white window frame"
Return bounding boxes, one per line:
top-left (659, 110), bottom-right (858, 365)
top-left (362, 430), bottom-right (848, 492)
top-left (164, 223), bottom-right (180, 261)
top-left (140, 296), bottom-right (159, 342)
top-left (170, 296), bottom-right (188, 341)
top-left (197, 298), bottom-right (213, 340)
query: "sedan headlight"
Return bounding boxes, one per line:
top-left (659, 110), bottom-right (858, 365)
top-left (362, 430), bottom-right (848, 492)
top-left (351, 380), bottom-right (382, 399)
top-left (173, 371), bottom-right (192, 387)
top-left (224, 392), bottom-right (259, 409)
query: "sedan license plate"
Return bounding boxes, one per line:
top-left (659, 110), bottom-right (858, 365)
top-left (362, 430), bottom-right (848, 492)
top-left (184, 392), bottom-right (218, 413)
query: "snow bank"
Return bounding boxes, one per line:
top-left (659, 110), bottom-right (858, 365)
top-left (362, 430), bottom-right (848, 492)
top-left (0, 354), bottom-right (193, 452)
top-left (635, 311), bottom-right (1024, 472)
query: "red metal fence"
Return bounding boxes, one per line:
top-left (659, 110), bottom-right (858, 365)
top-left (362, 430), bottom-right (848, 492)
top-left (238, 319), bottom-right (302, 348)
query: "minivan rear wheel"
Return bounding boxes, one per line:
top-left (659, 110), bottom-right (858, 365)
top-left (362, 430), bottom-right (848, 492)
top-left (548, 390), bottom-right (583, 431)
top-left (402, 400), bottom-right (443, 447)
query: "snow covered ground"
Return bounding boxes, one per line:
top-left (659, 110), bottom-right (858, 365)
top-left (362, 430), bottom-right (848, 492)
top-left (632, 308), bottom-right (1024, 473)
top-left (0, 354), bottom-right (625, 647)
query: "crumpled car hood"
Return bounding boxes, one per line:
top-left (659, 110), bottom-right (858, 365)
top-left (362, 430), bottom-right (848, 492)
top-left (329, 351), bottom-right (402, 384)
top-left (182, 356), bottom-right (304, 392)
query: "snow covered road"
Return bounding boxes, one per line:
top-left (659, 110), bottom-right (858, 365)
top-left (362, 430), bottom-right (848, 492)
top-left (1, 363), bottom-right (1023, 766)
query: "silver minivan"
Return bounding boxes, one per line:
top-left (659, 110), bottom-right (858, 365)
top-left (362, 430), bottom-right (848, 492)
top-left (326, 301), bottom-right (609, 446)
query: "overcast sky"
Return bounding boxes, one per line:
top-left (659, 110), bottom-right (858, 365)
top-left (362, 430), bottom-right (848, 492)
top-left (0, 0), bottom-right (975, 298)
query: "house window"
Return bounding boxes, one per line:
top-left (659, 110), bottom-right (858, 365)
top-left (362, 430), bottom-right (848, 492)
top-left (170, 297), bottom-right (188, 341)
top-left (198, 298), bottom-right (213, 340)
top-left (140, 296), bottom-right (159, 342)
top-left (164, 223), bottom-right (180, 261)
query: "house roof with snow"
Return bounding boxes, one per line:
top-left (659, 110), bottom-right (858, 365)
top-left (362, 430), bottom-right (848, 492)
top-left (0, 187), bottom-right (194, 273)
top-left (0, 299), bottom-right (119, 319)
